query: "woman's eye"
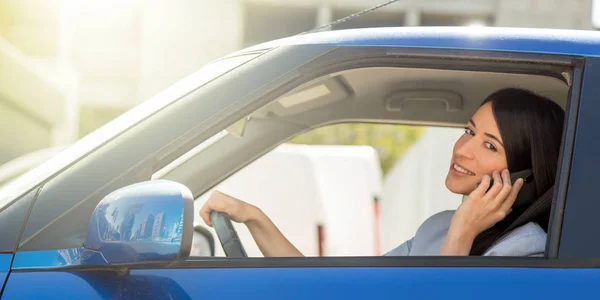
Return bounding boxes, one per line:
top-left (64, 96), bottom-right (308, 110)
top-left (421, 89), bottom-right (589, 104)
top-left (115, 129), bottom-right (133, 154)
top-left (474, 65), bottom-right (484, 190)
top-left (464, 128), bottom-right (475, 136)
top-left (485, 142), bottom-right (497, 151)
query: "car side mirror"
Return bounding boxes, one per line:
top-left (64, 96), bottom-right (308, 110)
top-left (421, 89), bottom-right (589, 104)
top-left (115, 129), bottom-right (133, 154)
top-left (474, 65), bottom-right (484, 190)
top-left (83, 180), bottom-right (194, 264)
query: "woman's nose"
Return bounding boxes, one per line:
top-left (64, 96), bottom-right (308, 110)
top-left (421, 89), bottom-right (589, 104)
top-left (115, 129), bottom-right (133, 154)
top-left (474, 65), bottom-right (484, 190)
top-left (455, 138), bottom-right (476, 159)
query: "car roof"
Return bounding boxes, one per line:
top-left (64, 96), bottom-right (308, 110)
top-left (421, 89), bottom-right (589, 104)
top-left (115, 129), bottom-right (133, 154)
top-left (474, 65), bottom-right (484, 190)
top-left (245, 27), bottom-right (600, 58)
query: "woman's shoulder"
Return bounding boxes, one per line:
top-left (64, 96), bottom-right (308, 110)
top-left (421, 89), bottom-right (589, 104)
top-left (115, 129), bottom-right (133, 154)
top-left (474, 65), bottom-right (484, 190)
top-left (417, 211), bottom-right (547, 257)
top-left (387, 211), bottom-right (547, 257)
top-left (384, 210), bottom-right (456, 256)
top-left (408, 210), bottom-right (456, 254)
top-left (484, 222), bottom-right (547, 257)
top-left (417, 210), bottom-right (455, 232)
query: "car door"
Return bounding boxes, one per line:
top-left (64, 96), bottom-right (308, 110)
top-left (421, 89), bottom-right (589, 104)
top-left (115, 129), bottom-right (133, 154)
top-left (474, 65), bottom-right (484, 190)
top-left (2, 30), bottom-right (600, 299)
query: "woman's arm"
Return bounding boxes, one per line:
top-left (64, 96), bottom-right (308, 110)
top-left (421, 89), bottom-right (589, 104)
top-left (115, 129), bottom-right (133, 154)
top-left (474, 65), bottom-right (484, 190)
top-left (438, 230), bottom-right (476, 256)
top-left (244, 206), bottom-right (304, 257)
top-left (200, 191), bottom-right (303, 257)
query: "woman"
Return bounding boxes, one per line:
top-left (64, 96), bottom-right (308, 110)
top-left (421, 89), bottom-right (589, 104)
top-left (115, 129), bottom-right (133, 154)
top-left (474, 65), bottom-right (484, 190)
top-left (200, 88), bottom-right (565, 257)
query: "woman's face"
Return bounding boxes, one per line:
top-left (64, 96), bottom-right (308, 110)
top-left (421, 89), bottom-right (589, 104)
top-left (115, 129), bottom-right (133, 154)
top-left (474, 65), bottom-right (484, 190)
top-left (445, 102), bottom-right (509, 195)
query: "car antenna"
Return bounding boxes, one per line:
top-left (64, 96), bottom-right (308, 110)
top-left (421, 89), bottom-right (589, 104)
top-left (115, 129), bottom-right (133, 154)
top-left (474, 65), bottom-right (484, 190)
top-left (297, 0), bottom-right (404, 35)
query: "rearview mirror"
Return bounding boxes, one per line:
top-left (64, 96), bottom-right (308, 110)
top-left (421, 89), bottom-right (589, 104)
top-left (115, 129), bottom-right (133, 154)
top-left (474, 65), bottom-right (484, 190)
top-left (83, 180), bottom-right (194, 264)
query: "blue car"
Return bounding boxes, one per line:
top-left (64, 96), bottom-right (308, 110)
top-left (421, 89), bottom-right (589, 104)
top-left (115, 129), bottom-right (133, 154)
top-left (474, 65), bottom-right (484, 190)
top-left (0, 27), bottom-right (599, 299)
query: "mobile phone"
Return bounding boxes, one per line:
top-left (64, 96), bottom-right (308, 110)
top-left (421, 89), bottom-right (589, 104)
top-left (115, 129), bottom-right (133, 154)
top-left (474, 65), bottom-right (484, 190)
top-left (477, 169), bottom-right (537, 207)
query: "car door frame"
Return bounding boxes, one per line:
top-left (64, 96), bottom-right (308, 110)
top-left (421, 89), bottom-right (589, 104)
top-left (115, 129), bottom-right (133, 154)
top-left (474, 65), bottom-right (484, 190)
top-left (555, 56), bottom-right (600, 260)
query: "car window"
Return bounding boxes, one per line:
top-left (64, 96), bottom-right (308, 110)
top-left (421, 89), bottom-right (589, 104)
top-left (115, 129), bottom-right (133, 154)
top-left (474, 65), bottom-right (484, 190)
top-left (0, 146), bottom-right (66, 192)
top-left (179, 59), bottom-right (571, 259)
top-left (0, 52), bottom-right (263, 211)
top-left (152, 130), bottom-right (230, 180)
top-left (193, 123), bottom-right (465, 257)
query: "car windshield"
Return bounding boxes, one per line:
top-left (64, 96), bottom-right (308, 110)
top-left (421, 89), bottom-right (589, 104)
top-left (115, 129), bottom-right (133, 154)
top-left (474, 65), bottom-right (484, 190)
top-left (0, 52), bottom-right (264, 210)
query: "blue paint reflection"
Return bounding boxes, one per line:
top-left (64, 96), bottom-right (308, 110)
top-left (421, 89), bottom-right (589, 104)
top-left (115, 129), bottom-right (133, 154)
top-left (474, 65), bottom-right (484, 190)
top-left (4, 270), bottom-right (192, 300)
top-left (0, 254), bottom-right (12, 288)
top-left (14, 248), bottom-right (88, 269)
top-left (0, 254), bottom-right (12, 272)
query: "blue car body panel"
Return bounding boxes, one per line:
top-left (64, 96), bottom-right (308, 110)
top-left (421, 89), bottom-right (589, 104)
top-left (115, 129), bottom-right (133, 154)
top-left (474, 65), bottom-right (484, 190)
top-left (247, 27), bottom-right (600, 57)
top-left (12, 248), bottom-right (86, 269)
top-left (0, 254), bottom-right (12, 289)
top-left (3, 267), bottom-right (600, 299)
top-left (3, 271), bottom-right (107, 300)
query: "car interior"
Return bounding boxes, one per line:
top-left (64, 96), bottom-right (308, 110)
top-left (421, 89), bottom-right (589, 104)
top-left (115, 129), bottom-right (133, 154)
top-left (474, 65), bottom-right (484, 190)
top-left (156, 66), bottom-right (569, 199)
top-left (149, 64), bottom-right (570, 257)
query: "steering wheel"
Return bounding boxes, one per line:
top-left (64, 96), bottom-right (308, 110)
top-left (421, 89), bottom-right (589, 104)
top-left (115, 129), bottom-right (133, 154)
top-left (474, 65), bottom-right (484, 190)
top-left (210, 211), bottom-right (247, 258)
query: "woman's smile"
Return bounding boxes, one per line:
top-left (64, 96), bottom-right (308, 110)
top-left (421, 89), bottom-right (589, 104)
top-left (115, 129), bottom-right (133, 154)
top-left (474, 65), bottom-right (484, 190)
top-left (450, 162), bottom-right (476, 176)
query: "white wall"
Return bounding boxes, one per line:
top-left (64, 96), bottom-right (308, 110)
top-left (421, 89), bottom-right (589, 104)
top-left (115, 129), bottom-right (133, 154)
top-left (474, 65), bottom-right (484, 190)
top-left (194, 144), bottom-right (322, 257)
top-left (306, 145), bottom-right (382, 256)
top-left (380, 127), bottom-right (464, 253)
top-left (495, 0), bottom-right (592, 29)
top-left (193, 144), bottom-right (384, 257)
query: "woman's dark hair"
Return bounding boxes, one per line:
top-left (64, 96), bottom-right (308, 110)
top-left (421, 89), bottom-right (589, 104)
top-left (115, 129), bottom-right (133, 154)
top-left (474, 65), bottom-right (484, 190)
top-left (469, 88), bottom-right (565, 256)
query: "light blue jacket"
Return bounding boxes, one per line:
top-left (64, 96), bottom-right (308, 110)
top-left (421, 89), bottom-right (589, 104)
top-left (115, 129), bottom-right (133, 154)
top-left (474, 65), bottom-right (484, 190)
top-left (385, 210), bottom-right (546, 257)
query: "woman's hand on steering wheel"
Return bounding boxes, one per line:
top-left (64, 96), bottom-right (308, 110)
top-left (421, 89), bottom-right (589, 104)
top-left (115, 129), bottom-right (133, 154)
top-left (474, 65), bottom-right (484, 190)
top-left (200, 191), bottom-right (260, 227)
top-left (199, 191), bottom-right (303, 257)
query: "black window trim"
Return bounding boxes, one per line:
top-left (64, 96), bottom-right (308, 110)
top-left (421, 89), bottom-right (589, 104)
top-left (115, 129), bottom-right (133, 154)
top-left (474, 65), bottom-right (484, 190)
top-left (12, 256), bottom-right (600, 273)
top-left (545, 57), bottom-right (585, 258)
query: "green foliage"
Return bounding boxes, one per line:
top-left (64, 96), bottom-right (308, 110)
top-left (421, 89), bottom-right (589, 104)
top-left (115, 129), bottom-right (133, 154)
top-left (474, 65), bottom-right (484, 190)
top-left (290, 123), bottom-right (425, 175)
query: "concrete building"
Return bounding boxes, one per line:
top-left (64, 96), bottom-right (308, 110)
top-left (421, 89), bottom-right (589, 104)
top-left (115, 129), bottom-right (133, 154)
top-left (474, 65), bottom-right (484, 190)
top-left (152, 212), bottom-right (164, 240)
top-left (0, 0), bottom-right (595, 165)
